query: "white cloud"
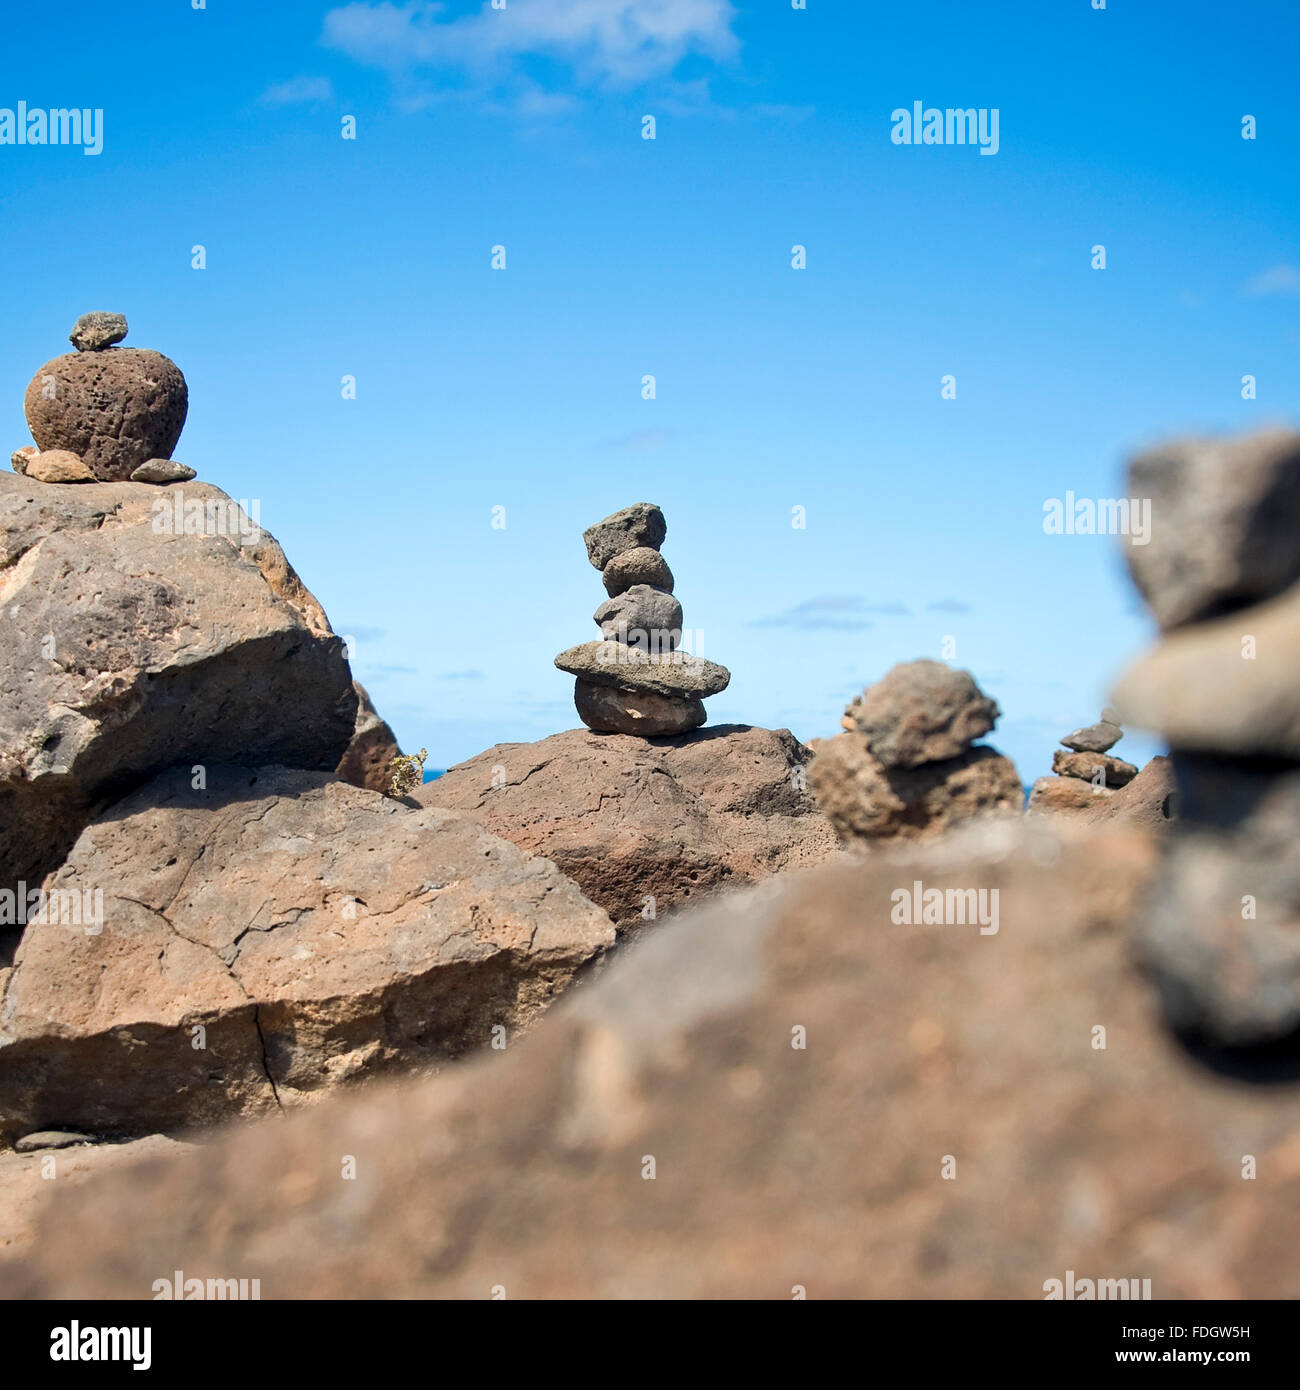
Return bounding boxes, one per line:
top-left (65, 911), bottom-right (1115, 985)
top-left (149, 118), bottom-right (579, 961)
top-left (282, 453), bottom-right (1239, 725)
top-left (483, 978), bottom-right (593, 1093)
top-left (1243, 265), bottom-right (1300, 297)
top-left (322, 0), bottom-right (739, 86)
top-left (259, 75), bottom-right (336, 106)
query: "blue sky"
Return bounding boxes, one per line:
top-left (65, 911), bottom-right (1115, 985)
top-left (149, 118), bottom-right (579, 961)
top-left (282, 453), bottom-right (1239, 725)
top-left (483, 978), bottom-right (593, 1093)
top-left (2, 0), bottom-right (1297, 776)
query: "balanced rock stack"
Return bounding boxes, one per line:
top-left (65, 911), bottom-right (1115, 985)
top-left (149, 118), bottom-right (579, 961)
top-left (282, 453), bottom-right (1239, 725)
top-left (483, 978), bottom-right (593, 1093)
top-left (809, 659), bottom-right (1023, 845)
top-left (14, 312), bottom-right (194, 484)
top-left (1111, 427), bottom-right (1300, 1047)
top-left (554, 503), bottom-right (730, 736)
top-left (1026, 708), bottom-right (1137, 813)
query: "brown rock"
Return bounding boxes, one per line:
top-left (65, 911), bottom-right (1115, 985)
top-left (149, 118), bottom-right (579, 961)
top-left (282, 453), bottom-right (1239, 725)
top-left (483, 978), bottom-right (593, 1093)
top-left (845, 660), bottom-right (1000, 768)
top-left (1081, 755), bottom-right (1177, 830)
top-left (335, 681), bottom-right (401, 793)
top-left (0, 473), bottom-right (357, 893)
top-left (22, 449), bottom-right (94, 484)
top-left (574, 679), bottom-right (704, 736)
top-left (1051, 749), bottom-right (1138, 787)
top-left (1126, 428), bottom-right (1300, 630)
top-left (811, 734), bottom-right (1023, 845)
top-left (601, 546), bottom-right (674, 597)
top-left (416, 725), bottom-right (837, 933)
top-left (0, 765), bottom-right (614, 1145)
top-left (14, 820), bottom-right (1300, 1300)
top-left (0, 1135), bottom-right (189, 1263)
top-left (24, 348), bottom-right (188, 481)
top-left (9, 446), bottom-right (36, 475)
top-left (1111, 582), bottom-right (1300, 759)
top-left (1027, 776), bottom-right (1111, 815)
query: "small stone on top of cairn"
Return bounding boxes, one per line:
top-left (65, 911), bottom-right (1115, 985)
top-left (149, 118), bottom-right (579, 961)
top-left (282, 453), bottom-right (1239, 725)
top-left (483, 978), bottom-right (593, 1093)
top-left (555, 503), bottom-right (730, 736)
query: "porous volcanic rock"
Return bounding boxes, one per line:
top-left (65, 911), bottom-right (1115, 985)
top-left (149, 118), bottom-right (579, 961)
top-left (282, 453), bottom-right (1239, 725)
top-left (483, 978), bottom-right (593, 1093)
top-left (0, 765), bottom-right (614, 1145)
top-left (416, 725), bottom-right (837, 932)
top-left (335, 681), bottom-right (401, 793)
top-left (811, 735), bottom-right (1023, 845)
top-left (14, 818), bottom-right (1300, 1300)
top-left (844, 660), bottom-right (999, 768)
top-left (0, 473), bottom-right (357, 893)
top-left (24, 348), bottom-right (188, 481)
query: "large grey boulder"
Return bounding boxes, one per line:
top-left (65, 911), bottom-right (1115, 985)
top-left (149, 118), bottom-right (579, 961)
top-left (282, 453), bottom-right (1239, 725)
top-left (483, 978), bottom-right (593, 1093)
top-left (0, 473), bottom-right (357, 893)
top-left (0, 765), bottom-right (614, 1145)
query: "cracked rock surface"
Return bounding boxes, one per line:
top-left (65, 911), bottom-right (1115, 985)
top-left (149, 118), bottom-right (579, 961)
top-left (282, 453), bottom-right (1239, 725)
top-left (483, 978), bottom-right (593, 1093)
top-left (13, 819), bottom-right (1298, 1300)
top-left (0, 473), bottom-right (357, 892)
top-left (0, 765), bottom-right (614, 1144)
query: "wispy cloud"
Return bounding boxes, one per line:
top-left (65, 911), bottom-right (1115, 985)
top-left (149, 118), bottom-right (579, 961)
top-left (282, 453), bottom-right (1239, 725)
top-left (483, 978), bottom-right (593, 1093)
top-left (259, 75), bottom-right (336, 106)
top-left (1243, 264), bottom-right (1300, 297)
top-left (362, 663), bottom-right (419, 678)
top-left (439, 670), bottom-right (484, 681)
top-left (753, 596), bottom-right (911, 632)
top-left (599, 428), bottom-right (677, 452)
top-left (323, 0), bottom-right (738, 84)
top-left (926, 599), bottom-right (972, 614)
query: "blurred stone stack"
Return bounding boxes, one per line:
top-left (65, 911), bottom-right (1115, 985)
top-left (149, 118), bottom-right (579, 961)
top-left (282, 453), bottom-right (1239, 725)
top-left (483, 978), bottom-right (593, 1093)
top-left (1112, 428), bottom-right (1300, 1046)
top-left (14, 312), bottom-right (194, 485)
top-left (1027, 708), bottom-right (1137, 814)
top-left (554, 503), bottom-right (730, 736)
top-left (810, 659), bottom-right (1023, 845)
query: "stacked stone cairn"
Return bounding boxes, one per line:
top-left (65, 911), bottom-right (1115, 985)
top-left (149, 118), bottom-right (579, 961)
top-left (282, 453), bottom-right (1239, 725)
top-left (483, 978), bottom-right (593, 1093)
top-left (554, 503), bottom-right (730, 736)
top-left (13, 312), bottom-right (194, 485)
top-left (1110, 428), bottom-right (1300, 1049)
top-left (1027, 707), bottom-right (1138, 814)
top-left (809, 658), bottom-right (1023, 845)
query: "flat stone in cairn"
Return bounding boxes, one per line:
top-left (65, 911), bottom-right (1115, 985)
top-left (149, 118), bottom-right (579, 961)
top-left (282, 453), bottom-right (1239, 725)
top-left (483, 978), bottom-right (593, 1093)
top-left (1052, 749), bottom-right (1137, 787)
top-left (556, 640), bottom-right (730, 700)
top-left (130, 458), bottom-right (196, 484)
top-left (24, 449), bottom-right (95, 484)
top-left (1061, 719), bottom-right (1123, 754)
